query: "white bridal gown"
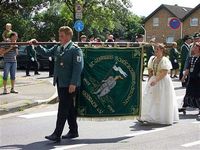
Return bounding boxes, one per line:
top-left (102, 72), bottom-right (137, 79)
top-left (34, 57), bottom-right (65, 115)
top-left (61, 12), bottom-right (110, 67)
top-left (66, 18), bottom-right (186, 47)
top-left (140, 56), bottom-right (179, 125)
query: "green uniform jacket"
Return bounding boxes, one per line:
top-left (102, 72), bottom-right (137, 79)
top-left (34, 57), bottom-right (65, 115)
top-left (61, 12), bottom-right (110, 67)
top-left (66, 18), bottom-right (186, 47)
top-left (26, 45), bottom-right (37, 61)
top-left (146, 45), bottom-right (154, 62)
top-left (169, 48), bottom-right (179, 62)
top-left (36, 42), bottom-right (84, 87)
top-left (180, 43), bottom-right (190, 69)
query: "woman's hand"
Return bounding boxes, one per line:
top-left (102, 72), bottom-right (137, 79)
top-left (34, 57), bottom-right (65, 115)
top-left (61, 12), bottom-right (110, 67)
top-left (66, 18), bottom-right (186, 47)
top-left (150, 80), bottom-right (157, 86)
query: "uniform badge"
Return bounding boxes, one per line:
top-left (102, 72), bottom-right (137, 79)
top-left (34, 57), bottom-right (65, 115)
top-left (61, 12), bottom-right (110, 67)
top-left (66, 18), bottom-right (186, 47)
top-left (77, 56), bottom-right (82, 62)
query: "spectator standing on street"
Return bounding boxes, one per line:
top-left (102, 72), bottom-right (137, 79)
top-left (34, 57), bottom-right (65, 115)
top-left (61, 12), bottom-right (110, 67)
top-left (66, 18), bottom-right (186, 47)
top-left (80, 35), bottom-right (87, 42)
top-left (179, 42), bottom-right (200, 120)
top-left (48, 37), bottom-right (57, 77)
top-left (146, 39), bottom-right (155, 66)
top-left (25, 45), bottom-right (40, 76)
top-left (105, 34), bottom-right (114, 42)
top-left (89, 35), bottom-right (95, 42)
top-left (169, 42), bottom-right (179, 78)
top-left (179, 35), bottom-right (193, 87)
top-left (2, 23), bottom-right (12, 41)
top-left (138, 43), bottom-right (179, 125)
top-left (29, 26), bottom-right (84, 142)
top-left (0, 32), bottom-right (18, 94)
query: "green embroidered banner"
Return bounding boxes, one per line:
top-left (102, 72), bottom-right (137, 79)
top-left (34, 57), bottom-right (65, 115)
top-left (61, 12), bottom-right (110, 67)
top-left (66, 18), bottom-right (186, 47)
top-left (78, 47), bottom-right (142, 117)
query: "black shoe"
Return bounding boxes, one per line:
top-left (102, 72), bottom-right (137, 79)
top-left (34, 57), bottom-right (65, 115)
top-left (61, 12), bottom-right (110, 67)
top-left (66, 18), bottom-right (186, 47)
top-left (26, 74), bottom-right (31, 76)
top-left (174, 75), bottom-right (178, 78)
top-left (178, 108), bottom-right (186, 115)
top-left (45, 134), bottom-right (61, 142)
top-left (137, 118), bottom-right (148, 124)
top-left (62, 132), bottom-right (79, 139)
top-left (35, 73), bottom-right (40, 75)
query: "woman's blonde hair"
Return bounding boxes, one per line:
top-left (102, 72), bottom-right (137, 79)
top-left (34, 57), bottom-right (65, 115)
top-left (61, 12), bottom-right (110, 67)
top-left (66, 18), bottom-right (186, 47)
top-left (155, 43), bottom-right (168, 56)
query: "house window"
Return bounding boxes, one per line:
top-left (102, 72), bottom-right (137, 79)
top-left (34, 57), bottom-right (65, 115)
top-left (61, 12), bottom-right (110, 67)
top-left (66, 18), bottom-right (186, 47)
top-left (153, 18), bottom-right (159, 26)
top-left (190, 18), bottom-right (198, 26)
top-left (166, 36), bottom-right (174, 43)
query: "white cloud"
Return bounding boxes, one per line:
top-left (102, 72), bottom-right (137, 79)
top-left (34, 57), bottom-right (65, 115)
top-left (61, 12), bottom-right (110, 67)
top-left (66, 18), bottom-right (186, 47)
top-left (129, 0), bottom-right (200, 16)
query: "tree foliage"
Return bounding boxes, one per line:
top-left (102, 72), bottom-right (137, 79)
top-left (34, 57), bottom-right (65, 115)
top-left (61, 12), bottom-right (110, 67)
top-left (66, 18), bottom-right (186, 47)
top-left (0, 0), bottom-right (144, 41)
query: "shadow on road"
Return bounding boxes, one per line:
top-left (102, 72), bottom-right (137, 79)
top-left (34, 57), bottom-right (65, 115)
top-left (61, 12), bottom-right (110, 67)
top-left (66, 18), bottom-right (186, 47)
top-left (129, 122), bottom-right (170, 131)
top-left (179, 114), bottom-right (199, 120)
top-left (0, 136), bottom-right (132, 150)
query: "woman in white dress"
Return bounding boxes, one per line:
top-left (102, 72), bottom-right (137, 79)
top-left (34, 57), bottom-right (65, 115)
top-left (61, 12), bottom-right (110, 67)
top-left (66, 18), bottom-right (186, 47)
top-left (139, 43), bottom-right (179, 125)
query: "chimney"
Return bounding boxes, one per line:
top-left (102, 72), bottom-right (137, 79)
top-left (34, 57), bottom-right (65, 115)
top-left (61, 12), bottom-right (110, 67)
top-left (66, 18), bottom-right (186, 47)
top-left (175, 4), bottom-right (178, 6)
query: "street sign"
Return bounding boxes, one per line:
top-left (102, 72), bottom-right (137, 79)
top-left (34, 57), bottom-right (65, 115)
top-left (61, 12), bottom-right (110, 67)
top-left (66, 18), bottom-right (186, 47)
top-left (75, 4), bottom-right (83, 13)
top-left (75, 12), bottom-right (82, 19)
top-left (169, 18), bottom-right (181, 30)
top-left (74, 20), bottom-right (84, 32)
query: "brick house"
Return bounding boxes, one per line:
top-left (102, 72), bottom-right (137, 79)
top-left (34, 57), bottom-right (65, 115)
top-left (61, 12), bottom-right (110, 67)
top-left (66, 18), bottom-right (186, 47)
top-left (182, 4), bottom-right (200, 36)
top-left (143, 4), bottom-right (199, 43)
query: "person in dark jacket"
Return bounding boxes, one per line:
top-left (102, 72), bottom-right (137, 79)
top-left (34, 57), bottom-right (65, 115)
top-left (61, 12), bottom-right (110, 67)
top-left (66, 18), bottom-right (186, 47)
top-left (25, 45), bottom-right (40, 76)
top-left (179, 35), bottom-right (193, 87)
top-left (169, 42), bottom-right (179, 78)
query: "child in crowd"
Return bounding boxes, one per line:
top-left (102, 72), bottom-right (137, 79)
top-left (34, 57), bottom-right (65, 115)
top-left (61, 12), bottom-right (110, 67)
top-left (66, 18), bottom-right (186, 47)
top-left (2, 23), bottom-right (13, 41)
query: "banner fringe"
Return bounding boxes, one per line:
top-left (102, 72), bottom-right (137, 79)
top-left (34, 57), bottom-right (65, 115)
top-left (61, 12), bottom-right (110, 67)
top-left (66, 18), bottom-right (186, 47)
top-left (77, 116), bottom-right (138, 121)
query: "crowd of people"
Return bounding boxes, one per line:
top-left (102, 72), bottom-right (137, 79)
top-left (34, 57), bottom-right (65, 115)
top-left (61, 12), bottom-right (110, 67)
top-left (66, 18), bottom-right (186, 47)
top-left (0, 22), bottom-right (200, 142)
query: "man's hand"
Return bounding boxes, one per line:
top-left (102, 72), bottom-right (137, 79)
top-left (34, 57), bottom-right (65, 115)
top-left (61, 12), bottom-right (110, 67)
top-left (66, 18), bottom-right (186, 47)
top-left (29, 39), bottom-right (38, 45)
top-left (69, 85), bottom-right (76, 93)
top-left (31, 57), bottom-right (35, 62)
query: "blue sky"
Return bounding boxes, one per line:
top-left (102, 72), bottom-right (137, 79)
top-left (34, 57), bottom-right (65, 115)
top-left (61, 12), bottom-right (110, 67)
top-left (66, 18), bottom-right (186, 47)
top-left (129, 0), bottom-right (200, 16)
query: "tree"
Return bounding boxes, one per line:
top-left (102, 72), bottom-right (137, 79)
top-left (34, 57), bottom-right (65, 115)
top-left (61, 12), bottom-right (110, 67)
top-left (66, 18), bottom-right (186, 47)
top-left (0, 0), bottom-right (143, 42)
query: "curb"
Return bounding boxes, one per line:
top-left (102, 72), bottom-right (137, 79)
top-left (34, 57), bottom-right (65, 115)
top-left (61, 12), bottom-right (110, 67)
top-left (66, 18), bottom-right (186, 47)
top-left (0, 100), bottom-right (39, 116)
top-left (0, 90), bottom-right (58, 116)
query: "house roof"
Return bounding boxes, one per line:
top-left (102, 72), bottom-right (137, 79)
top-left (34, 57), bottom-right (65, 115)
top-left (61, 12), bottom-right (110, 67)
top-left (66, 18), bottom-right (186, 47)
top-left (182, 4), bottom-right (200, 21)
top-left (143, 4), bottom-right (192, 23)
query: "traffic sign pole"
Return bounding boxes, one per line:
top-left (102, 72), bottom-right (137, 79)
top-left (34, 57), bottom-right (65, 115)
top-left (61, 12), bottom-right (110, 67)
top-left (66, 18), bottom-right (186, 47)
top-left (75, 3), bottom-right (83, 42)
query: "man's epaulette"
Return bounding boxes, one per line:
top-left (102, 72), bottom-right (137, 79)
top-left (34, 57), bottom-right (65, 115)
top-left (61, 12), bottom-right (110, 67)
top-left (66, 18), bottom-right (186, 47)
top-left (73, 43), bottom-right (79, 48)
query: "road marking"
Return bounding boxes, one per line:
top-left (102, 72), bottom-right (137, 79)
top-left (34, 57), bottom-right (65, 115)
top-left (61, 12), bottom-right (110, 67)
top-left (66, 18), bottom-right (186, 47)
top-left (192, 121), bottom-right (200, 124)
top-left (125, 128), bottom-right (166, 137)
top-left (19, 111), bottom-right (57, 119)
top-left (181, 140), bottom-right (200, 147)
top-left (51, 144), bottom-right (88, 150)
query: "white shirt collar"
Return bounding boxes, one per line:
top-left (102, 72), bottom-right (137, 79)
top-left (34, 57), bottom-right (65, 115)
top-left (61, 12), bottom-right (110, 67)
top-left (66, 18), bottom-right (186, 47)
top-left (62, 40), bottom-right (71, 49)
top-left (184, 42), bottom-right (190, 48)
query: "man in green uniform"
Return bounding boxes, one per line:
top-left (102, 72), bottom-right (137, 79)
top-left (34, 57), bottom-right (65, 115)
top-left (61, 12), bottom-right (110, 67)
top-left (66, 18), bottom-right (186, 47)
top-left (29, 26), bottom-right (84, 142)
top-left (179, 35), bottom-right (193, 87)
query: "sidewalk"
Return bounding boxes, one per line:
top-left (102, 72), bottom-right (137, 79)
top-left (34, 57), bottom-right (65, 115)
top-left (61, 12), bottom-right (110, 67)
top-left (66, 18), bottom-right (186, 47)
top-left (0, 72), bottom-right (57, 115)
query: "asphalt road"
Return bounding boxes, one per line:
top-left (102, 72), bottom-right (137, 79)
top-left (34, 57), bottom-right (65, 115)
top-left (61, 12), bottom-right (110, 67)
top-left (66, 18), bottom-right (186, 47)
top-left (0, 75), bottom-right (199, 150)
